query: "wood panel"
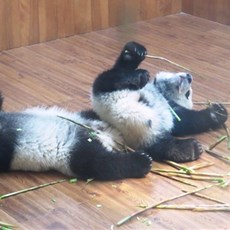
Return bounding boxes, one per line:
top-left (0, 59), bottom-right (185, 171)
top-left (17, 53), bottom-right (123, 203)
top-left (0, 14), bottom-right (230, 229)
top-left (0, 0), bottom-right (182, 51)
top-left (182, 0), bottom-right (230, 26)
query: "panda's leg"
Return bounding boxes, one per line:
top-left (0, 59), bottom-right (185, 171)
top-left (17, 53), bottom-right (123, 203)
top-left (171, 103), bottom-right (228, 136)
top-left (144, 133), bottom-right (203, 163)
top-left (69, 137), bottom-right (152, 181)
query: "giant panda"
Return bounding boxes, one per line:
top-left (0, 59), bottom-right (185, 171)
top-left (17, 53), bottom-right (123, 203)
top-left (0, 99), bottom-right (153, 181)
top-left (92, 41), bottom-right (228, 163)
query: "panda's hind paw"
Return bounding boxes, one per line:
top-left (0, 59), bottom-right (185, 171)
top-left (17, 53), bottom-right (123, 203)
top-left (127, 151), bottom-right (152, 178)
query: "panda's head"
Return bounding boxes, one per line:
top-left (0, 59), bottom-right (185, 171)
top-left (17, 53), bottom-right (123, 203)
top-left (154, 72), bottom-right (193, 109)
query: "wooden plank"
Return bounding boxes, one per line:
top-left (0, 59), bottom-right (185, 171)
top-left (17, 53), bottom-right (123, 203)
top-left (73, 0), bottom-right (92, 34)
top-left (91, 0), bottom-right (109, 30)
top-left (0, 0), bottom-right (182, 51)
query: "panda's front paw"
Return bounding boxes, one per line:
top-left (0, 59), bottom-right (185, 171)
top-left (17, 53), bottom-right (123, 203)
top-left (134, 69), bottom-right (150, 89)
top-left (209, 103), bottom-right (228, 127)
top-left (122, 41), bottom-right (147, 65)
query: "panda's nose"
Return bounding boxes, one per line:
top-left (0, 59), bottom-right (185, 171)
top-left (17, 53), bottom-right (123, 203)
top-left (186, 73), bottom-right (192, 83)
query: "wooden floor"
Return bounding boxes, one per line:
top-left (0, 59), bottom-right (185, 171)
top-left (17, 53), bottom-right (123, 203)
top-left (0, 13), bottom-right (230, 230)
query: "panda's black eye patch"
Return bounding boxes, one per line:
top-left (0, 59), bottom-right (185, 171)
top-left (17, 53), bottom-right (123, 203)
top-left (185, 90), bottom-right (190, 99)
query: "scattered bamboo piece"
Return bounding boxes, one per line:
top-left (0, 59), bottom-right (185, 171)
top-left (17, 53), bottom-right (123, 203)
top-left (164, 161), bottom-right (194, 173)
top-left (155, 204), bottom-right (230, 211)
top-left (57, 115), bottom-right (95, 132)
top-left (205, 149), bottom-right (230, 163)
top-left (194, 102), bottom-right (230, 106)
top-left (0, 179), bottom-right (66, 200)
top-left (189, 162), bottom-right (214, 170)
top-left (116, 183), bottom-right (218, 226)
top-left (152, 169), bottom-right (224, 178)
top-left (57, 115), bottom-right (135, 152)
top-left (223, 124), bottom-right (230, 150)
top-left (182, 189), bottom-right (227, 204)
top-left (145, 55), bottom-right (192, 72)
top-left (208, 135), bottom-right (227, 150)
top-left (151, 170), bottom-right (197, 187)
top-left (171, 174), bottom-right (224, 182)
top-left (0, 221), bottom-right (17, 229)
top-left (168, 105), bottom-right (181, 121)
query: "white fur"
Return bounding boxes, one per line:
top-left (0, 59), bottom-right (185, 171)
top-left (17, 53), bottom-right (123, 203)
top-left (92, 87), bottom-right (173, 149)
top-left (10, 106), bottom-right (124, 175)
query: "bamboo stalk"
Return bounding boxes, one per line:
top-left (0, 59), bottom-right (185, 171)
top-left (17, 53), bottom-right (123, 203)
top-left (164, 160), bottom-right (194, 173)
top-left (205, 149), bottom-right (230, 163)
top-left (193, 102), bottom-right (230, 106)
top-left (145, 54), bottom-right (192, 72)
top-left (151, 170), bottom-right (197, 187)
top-left (57, 115), bottom-right (135, 153)
top-left (223, 124), bottom-right (230, 150)
top-left (0, 179), bottom-right (66, 200)
top-left (57, 115), bottom-right (95, 131)
top-left (155, 204), bottom-right (230, 211)
top-left (116, 183), bottom-right (218, 226)
top-left (168, 105), bottom-right (181, 121)
top-left (189, 162), bottom-right (214, 170)
top-left (152, 169), bottom-right (224, 177)
top-left (208, 135), bottom-right (227, 150)
top-left (182, 189), bottom-right (227, 204)
top-left (169, 174), bottom-right (224, 182)
top-left (0, 221), bottom-right (17, 229)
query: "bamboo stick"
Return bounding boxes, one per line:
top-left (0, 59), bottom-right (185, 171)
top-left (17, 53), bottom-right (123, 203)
top-left (116, 183), bottom-right (218, 226)
top-left (0, 179), bottom-right (67, 200)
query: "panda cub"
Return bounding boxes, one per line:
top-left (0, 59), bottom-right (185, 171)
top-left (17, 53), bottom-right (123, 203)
top-left (92, 41), bottom-right (228, 162)
top-left (0, 99), bottom-right (152, 181)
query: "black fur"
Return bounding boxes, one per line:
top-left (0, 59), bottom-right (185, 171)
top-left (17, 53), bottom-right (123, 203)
top-left (70, 129), bottom-right (151, 180)
top-left (171, 102), bottom-right (228, 136)
top-left (0, 112), bottom-right (20, 171)
top-left (144, 134), bottom-right (202, 162)
top-left (79, 110), bottom-right (100, 120)
top-left (93, 42), bottom-right (149, 94)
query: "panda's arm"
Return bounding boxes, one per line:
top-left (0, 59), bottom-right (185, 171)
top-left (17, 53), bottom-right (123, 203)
top-left (93, 68), bottom-right (150, 94)
top-left (93, 41), bottom-right (149, 94)
top-left (171, 102), bottom-right (228, 136)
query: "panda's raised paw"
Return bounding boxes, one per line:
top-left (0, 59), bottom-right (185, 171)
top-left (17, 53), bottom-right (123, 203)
top-left (122, 41), bottom-right (147, 62)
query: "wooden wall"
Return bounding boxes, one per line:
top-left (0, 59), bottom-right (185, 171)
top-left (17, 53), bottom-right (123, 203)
top-left (182, 0), bottom-right (230, 26)
top-left (0, 0), bottom-right (182, 51)
top-left (1, 0), bottom-right (230, 52)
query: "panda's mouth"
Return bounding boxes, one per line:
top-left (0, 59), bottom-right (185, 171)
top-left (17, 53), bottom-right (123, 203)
top-left (185, 90), bottom-right (190, 99)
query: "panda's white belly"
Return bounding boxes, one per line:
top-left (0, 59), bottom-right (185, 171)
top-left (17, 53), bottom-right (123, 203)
top-left (92, 89), bottom-right (174, 149)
